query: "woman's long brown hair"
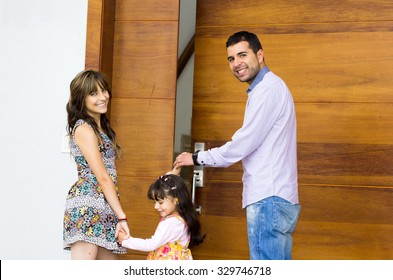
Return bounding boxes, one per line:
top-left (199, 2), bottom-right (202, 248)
top-left (66, 70), bottom-right (120, 155)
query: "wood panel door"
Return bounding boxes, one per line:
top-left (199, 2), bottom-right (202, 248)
top-left (85, 0), bottom-right (181, 260)
top-left (189, 0), bottom-right (393, 260)
top-left (86, 0), bottom-right (393, 260)
top-left (187, 43), bottom-right (251, 260)
top-left (187, 20), bottom-right (251, 262)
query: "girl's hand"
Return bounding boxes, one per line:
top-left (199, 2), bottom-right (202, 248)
top-left (117, 229), bottom-right (128, 244)
top-left (166, 166), bottom-right (182, 176)
top-left (115, 221), bottom-right (130, 240)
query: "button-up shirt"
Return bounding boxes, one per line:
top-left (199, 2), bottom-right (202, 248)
top-left (197, 67), bottom-right (299, 208)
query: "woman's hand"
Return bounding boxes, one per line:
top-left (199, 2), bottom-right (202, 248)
top-left (115, 221), bottom-right (130, 241)
top-left (116, 228), bottom-right (130, 244)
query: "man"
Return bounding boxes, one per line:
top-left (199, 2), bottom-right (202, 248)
top-left (174, 31), bottom-right (300, 260)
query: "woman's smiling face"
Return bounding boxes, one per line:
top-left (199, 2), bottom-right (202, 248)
top-left (85, 85), bottom-right (109, 119)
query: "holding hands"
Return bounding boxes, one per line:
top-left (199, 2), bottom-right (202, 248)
top-left (166, 165), bottom-right (182, 176)
top-left (174, 152), bottom-right (193, 169)
top-left (115, 166), bottom-right (184, 247)
top-left (116, 228), bottom-right (129, 245)
top-left (115, 219), bottom-right (130, 242)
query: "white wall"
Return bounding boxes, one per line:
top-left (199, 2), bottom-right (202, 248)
top-left (174, 0), bottom-right (196, 154)
top-left (0, 0), bottom-right (197, 260)
top-left (0, 0), bottom-right (88, 259)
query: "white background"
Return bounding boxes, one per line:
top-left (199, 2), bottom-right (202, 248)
top-left (0, 0), bottom-right (196, 260)
top-left (2, 260), bottom-right (393, 280)
top-left (0, 0), bottom-right (88, 259)
top-left (0, 1), bottom-right (392, 277)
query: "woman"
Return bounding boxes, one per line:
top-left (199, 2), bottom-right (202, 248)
top-left (63, 70), bottom-right (130, 259)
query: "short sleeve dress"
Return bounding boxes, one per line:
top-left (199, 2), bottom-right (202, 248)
top-left (63, 119), bottom-right (125, 254)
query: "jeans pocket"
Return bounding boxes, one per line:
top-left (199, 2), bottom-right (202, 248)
top-left (272, 200), bottom-right (300, 234)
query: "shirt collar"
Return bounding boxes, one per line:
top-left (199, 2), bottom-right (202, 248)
top-left (246, 66), bottom-right (270, 94)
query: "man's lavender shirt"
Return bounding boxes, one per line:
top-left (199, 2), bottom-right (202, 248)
top-left (197, 67), bottom-right (299, 208)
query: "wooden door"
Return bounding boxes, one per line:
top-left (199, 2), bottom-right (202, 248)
top-left (85, 0), bottom-right (181, 260)
top-left (86, 0), bottom-right (393, 260)
top-left (189, 0), bottom-right (393, 260)
top-left (187, 13), bottom-right (252, 262)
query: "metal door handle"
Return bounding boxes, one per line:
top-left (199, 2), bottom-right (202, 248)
top-left (191, 142), bottom-right (204, 215)
top-left (192, 174), bottom-right (202, 215)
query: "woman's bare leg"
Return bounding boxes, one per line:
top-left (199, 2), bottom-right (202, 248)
top-left (71, 241), bottom-right (99, 260)
top-left (97, 247), bottom-right (118, 260)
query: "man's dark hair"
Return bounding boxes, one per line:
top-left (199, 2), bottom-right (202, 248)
top-left (226, 31), bottom-right (263, 54)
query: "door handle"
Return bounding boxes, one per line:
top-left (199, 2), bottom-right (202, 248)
top-left (191, 142), bottom-right (204, 214)
top-left (192, 175), bottom-right (202, 215)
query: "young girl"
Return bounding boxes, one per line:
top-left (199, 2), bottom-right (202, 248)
top-left (63, 70), bottom-right (130, 259)
top-left (117, 172), bottom-right (204, 260)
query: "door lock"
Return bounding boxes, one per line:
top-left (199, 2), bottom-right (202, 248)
top-left (191, 142), bottom-right (205, 215)
top-left (193, 170), bottom-right (203, 187)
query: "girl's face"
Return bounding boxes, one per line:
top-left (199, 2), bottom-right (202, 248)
top-left (85, 85), bottom-right (109, 119)
top-left (154, 196), bottom-right (178, 218)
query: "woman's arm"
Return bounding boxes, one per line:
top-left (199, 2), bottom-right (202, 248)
top-left (75, 124), bottom-right (130, 238)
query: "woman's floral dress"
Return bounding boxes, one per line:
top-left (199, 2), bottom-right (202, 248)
top-left (63, 119), bottom-right (125, 254)
top-left (147, 215), bottom-right (192, 260)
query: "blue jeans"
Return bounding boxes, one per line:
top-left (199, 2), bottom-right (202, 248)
top-left (246, 196), bottom-right (300, 260)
